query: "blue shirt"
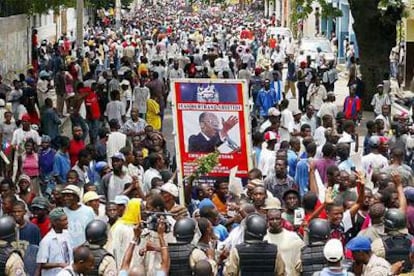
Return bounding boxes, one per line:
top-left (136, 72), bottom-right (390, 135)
top-left (214, 224), bottom-right (229, 241)
top-left (20, 221), bottom-right (41, 245)
top-left (37, 229), bottom-right (73, 276)
top-left (287, 149), bottom-right (298, 178)
top-left (39, 148), bottom-right (56, 178)
top-left (53, 151), bottom-right (71, 183)
top-left (64, 205), bottom-right (95, 248)
top-left (270, 80), bottom-right (283, 103)
top-left (41, 107), bottom-right (61, 140)
top-left (338, 159), bottom-right (356, 174)
top-left (295, 158), bottom-right (310, 197)
top-left (256, 88), bottom-right (277, 117)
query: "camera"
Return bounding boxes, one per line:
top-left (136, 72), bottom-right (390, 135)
top-left (142, 211), bottom-right (172, 233)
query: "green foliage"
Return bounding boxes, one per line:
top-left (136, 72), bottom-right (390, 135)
top-left (292, 0), bottom-right (342, 21)
top-left (318, 0), bottom-right (342, 18)
top-left (3, 0), bottom-right (75, 15)
top-left (191, 151), bottom-right (220, 179)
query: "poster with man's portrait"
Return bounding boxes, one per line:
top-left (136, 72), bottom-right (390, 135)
top-left (171, 79), bottom-right (252, 179)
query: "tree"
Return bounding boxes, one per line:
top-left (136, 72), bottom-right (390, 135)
top-left (348, 0), bottom-right (404, 109)
top-left (292, 0), bottom-right (404, 110)
top-left (86, 0), bottom-right (134, 9)
top-left (3, 0), bottom-right (75, 15)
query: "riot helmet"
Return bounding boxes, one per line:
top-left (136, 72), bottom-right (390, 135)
top-left (245, 214), bottom-right (267, 241)
top-left (85, 220), bottom-right (108, 246)
top-left (174, 218), bottom-right (196, 242)
top-left (308, 219), bottom-right (331, 244)
top-left (0, 216), bottom-right (16, 242)
top-left (384, 208), bottom-right (406, 232)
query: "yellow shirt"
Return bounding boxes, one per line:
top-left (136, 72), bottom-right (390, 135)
top-left (138, 63), bottom-right (149, 76)
top-left (146, 99), bottom-right (161, 131)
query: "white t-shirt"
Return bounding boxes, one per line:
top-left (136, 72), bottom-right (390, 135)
top-left (105, 100), bottom-right (126, 124)
top-left (11, 128), bottom-right (41, 150)
top-left (106, 131), bottom-right (127, 165)
top-left (264, 229), bottom-right (305, 276)
top-left (258, 147), bottom-right (276, 177)
top-left (280, 109), bottom-right (294, 142)
top-left (361, 153), bottom-right (389, 182)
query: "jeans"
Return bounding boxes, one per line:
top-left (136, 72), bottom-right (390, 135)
top-left (87, 119), bottom-right (101, 144)
top-left (297, 82), bottom-right (308, 111)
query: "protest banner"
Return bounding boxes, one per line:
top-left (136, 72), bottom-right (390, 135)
top-left (171, 79), bottom-right (253, 203)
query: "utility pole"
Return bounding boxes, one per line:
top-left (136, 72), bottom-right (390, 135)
top-left (76, 0), bottom-right (84, 56)
top-left (115, 0), bottom-right (121, 30)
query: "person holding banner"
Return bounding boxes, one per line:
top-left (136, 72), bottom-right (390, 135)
top-left (188, 112), bottom-right (238, 153)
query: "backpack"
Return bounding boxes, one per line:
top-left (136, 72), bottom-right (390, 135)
top-left (188, 63), bottom-right (197, 77)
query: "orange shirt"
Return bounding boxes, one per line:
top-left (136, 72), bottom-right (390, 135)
top-left (212, 194), bottom-right (227, 215)
top-left (269, 38), bottom-right (277, 49)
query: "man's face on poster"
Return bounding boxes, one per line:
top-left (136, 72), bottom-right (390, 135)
top-left (200, 113), bottom-right (220, 138)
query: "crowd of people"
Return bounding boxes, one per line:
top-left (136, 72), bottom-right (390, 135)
top-left (0, 0), bottom-right (413, 275)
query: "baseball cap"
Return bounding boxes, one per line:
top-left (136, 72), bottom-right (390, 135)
top-left (263, 197), bottom-right (282, 210)
top-left (368, 136), bottom-right (380, 148)
top-left (121, 79), bottom-right (130, 86)
top-left (336, 112), bottom-right (345, 120)
top-left (293, 110), bottom-right (302, 116)
top-left (18, 174), bottom-right (31, 183)
top-left (111, 152), bottom-right (125, 161)
top-left (31, 196), bottom-right (50, 210)
top-left (95, 161), bottom-right (109, 173)
top-left (324, 239), bottom-right (344, 262)
top-left (41, 135), bottom-right (51, 143)
top-left (113, 195), bottom-right (130, 205)
top-left (264, 131), bottom-right (278, 142)
top-left (160, 182), bottom-right (179, 197)
top-left (61, 185), bottom-right (81, 198)
top-left (83, 191), bottom-right (100, 204)
top-left (268, 107), bottom-right (281, 117)
top-left (21, 114), bottom-right (31, 122)
top-left (346, 236), bottom-right (372, 252)
top-left (327, 91), bottom-right (335, 97)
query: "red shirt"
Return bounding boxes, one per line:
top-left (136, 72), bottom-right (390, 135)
top-left (31, 216), bottom-right (51, 238)
top-left (269, 38), bottom-right (277, 49)
top-left (80, 87), bottom-right (101, 120)
top-left (240, 29), bottom-right (249, 39)
top-left (298, 200), bottom-right (328, 236)
top-left (27, 111), bottom-right (40, 125)
top-left (69, 139), bottom-right (85, 167)
top-left (343, 96), bottom-right (361, 120)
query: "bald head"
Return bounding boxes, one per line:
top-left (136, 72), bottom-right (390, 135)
top-left (193, 260), bottom-right (213, 276)
top-left (241, 203), bottom-right (256, 214)
top-left (74, 246), bottom-right (92, 263)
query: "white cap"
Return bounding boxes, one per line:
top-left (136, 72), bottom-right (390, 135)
top-left (263, 197), bottom-right (282, 210)
top-left (323, 239), bottom-right (344, 262)
top-left (268, 107), bottom-right (280, 117)
top-left (160, 182), bottom-right (179, 198)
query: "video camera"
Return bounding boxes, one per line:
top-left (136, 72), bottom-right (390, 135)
top-left (142, 211), bottom-right (172, 233)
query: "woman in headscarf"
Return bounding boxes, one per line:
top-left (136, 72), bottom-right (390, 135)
top-left (110, 198), bottom-right (143, 269)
